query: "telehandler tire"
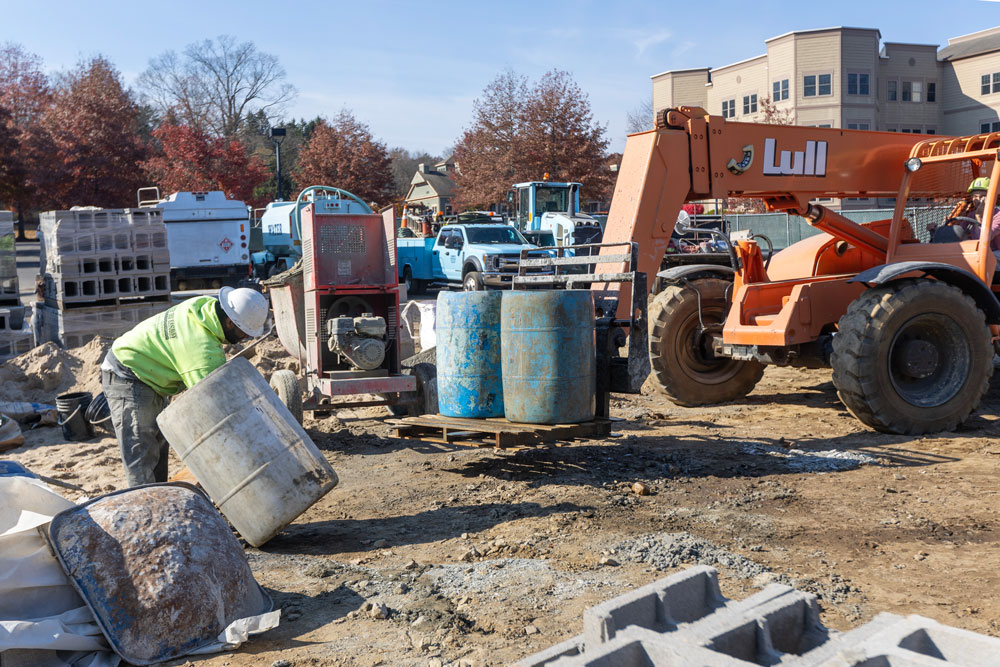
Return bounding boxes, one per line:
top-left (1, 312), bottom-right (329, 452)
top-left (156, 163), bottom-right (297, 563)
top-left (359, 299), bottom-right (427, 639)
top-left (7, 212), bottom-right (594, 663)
top-left (831, 279), bottom-right (992, 434)
top-left (648, 278), bottom-right (764, 405)
top-left (270, 369), bottom-right (303, 424)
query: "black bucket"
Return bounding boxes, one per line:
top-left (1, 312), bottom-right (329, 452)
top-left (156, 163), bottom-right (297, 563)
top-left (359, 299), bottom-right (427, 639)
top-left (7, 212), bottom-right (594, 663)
top-left (85, 392), bottom-right (112, 434)
top-left (56, 391), bottom-right (94, 441)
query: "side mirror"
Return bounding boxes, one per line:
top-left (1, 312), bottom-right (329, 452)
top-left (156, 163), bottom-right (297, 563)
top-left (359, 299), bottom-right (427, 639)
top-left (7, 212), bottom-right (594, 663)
top-left (675, 210), bottom-right (693, 234)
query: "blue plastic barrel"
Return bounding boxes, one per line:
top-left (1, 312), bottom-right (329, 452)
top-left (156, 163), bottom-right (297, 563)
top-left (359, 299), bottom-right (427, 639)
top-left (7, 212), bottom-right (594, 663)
top-left (501, 290), bottom-right (596, 424)
top-left (436, 291), bottom-right (505, 418)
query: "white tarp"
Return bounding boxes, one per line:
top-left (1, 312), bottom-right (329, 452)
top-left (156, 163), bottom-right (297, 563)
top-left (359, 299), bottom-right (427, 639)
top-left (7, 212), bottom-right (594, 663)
top-left (0, 475), bottom-right (280, 666)
top-left (0, 475), bottom-right (119, 667)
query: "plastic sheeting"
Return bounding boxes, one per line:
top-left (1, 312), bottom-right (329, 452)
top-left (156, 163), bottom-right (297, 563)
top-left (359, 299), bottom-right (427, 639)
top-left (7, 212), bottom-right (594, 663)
top-left (0, 475), bottom-right (119, 667)
top-left (0, 475), bottom-right (280, 666)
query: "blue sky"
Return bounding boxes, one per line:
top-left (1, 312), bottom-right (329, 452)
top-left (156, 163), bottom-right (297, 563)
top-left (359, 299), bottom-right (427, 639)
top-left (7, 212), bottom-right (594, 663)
top-left (5, 1), bottom-right (997, 155)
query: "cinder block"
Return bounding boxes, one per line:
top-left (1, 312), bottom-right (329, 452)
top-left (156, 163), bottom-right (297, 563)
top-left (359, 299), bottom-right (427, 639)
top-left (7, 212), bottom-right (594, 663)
top-left (584, 566), bottom-right (724, 646)
top-left (0, 306), bottom-right (25, 330)
top-left (0, 329), bottom-right (33, 360)
top-left (75, 233), bottom-right (95, 253)
top-left (134, 254), bottom-right (152, 272)
top-left (134, 274), bottom-right (153, 293)
top-left (132, 229), bottom-right (150, 249)
top-left (150, 229), bottom-right (168, 249)
top-left (113, 230), bottom-right (132, 250)
top-left (522, 567), bottom-right (1000, 667)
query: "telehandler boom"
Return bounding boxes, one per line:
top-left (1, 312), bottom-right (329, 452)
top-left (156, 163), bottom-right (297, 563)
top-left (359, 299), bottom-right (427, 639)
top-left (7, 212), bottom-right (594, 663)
top-left (585, 106), bottom-right (1000, 434)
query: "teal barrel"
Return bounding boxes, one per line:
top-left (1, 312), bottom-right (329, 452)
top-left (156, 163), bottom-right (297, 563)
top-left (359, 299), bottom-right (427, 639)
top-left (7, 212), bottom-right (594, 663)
top-left (501, 290), bottom-right (595, 424)
top-left (436, 291), bottom-right (505, 418)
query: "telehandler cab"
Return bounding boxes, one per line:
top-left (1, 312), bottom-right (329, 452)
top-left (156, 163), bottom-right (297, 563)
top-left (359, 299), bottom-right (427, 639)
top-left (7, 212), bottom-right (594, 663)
top-left (547, 107), bottom-right (1000, 435)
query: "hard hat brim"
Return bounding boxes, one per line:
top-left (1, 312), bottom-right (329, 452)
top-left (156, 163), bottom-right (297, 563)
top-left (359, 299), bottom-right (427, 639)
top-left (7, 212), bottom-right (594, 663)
top-left (218, 286), bottom-right (266, 337)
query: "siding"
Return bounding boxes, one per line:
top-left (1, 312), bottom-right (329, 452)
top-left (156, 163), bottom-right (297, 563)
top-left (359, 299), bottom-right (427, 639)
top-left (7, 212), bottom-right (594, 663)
top-left (707, 55), bottom-right (767, 120)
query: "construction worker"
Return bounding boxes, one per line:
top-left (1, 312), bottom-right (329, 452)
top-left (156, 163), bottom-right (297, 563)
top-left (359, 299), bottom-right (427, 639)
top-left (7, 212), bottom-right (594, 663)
top-left (100, 288), bottom-right (269, 487)
top-left (967, 177), bottom-right (1000, 250)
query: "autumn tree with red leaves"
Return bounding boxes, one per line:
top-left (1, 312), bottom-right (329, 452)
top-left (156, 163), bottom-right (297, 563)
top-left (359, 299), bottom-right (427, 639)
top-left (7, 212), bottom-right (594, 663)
top-left (144, 123), bottom-right (269, 205)
top-left (452, 69), bottom-right (613, 209)
top-left (0, 43), bottom-right (50, 236)
top-left (39, 56), bottom-right (149, 208)
top-left (293, 111), bottom-right (394, 206)
top-left (0, 107), bottom-right (26, 204)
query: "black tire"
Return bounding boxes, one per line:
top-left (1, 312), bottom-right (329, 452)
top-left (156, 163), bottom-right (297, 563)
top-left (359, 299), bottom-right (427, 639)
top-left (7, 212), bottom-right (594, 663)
top-left (384, 360), bottom-right (437, 417)
top-left (403, 267), bottom-right (424, 295)
top-left (270, 369), bottom-right (303, 424)
top-left (648, 278), bottom-right (764, 405)
top-left (462, 270), bottom-right (484, 292)
top-left (831, 279), bottom-right (992, 434)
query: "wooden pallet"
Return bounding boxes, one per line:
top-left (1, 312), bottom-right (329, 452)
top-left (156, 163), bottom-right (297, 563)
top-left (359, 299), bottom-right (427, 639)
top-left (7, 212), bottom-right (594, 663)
top-left (389, 414), bottom-right (615, 448)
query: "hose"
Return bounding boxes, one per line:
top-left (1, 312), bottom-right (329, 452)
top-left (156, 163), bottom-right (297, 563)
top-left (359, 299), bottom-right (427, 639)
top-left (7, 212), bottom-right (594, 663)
top-left (752, 234), bottom-right (774, 270)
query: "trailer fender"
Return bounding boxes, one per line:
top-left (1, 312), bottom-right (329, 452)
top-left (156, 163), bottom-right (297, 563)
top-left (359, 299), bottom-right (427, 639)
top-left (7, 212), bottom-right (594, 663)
top-left (656, 264), bottom-right (736, 283)
top-left (850, 261), bottom-right (1000, 324)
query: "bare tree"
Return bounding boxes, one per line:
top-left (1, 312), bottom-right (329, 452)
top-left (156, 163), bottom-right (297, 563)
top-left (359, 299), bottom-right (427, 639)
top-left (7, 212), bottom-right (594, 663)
top-left (139, 35), bottom-right (296, 137)
top-left (758, 96), bottom-right (793, 125)
top-left (625, 98), bottom-right (654, 135)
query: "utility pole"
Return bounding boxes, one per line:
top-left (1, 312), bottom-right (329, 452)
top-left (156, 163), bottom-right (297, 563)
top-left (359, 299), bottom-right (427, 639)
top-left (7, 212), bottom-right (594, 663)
top-left (269, 127), bottom-right (287, 200)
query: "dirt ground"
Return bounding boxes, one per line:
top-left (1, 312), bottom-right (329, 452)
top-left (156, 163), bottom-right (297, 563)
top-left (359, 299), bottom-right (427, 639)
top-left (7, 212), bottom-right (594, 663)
top-left (5, 338), bottom-right (1000, 666)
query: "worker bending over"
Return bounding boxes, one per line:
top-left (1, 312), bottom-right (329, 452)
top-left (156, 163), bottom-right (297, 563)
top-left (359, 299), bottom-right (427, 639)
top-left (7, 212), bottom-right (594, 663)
top-left (100, 288), bottom-right (269, 487)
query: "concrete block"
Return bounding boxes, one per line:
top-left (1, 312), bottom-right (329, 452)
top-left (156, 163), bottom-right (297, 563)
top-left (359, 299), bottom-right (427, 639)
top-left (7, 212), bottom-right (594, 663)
top-left (584, 566), bottom-right (727, 647)
top-left (0, 329), bottom-right (34, 360)
top-left (134, 254), bottom-right (152, 272)
top-left (0, 276), bottom-right (17, 298)
top-left (0, 306), bottom-right (25, 330)
top-left (523, 568), bottom-right (1000, 666)
top-left (113, 230), bottom-right (132, 250)
top-left (150, 229), bottom-right (168, 249)
top-left (515, 636), bottom-right (585, 667)
top-left (132, 229), bottom-right (150, 250)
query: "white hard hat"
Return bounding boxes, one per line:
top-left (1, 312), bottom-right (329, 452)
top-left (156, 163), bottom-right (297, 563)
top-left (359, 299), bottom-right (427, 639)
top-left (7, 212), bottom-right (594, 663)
top-left (218, 287), bottom-right (269, 337)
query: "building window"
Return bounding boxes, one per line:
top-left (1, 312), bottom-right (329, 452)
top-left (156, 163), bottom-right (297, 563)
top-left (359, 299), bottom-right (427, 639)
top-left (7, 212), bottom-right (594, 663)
top-left (722, 99), bottom-right (735, 118)
top-left (743, 94), bottom-right (757, 114)
top-left (927, 82), bottom-right (936, 103)
top-left (772, 78), bottom-right (789, 101)
top-left (847, 72), bottom-right (870, 96)
top-left (982, 73), bottom-right (1000, 95)
top-left (847, 122), bottom-right (870, 130)
top-left (981, 121), bottom-right (1000, 133)
top-left (804, 73), bottom-right (832, 97)
top-left (901, 81), bottom-right (922, 103)
top-left (887, 80), bottom-right (897, 101)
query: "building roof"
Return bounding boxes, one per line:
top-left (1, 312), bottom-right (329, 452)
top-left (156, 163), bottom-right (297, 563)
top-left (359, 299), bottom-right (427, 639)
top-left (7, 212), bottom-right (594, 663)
top-left (765, 26), bottom-right (880, 43)
top-left (650, 66), bottom-right (711, 79)
top-left (409, 170), bottom-right (454, 199)
top-left (939, 26), bottom-right (1000, 61)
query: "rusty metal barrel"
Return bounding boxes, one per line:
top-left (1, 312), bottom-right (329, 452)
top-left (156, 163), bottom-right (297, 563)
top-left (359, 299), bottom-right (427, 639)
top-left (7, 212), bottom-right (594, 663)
top-left (501, 290), bottom-right (595, 424)
top-left (436, 290), bottom-right (505, 418)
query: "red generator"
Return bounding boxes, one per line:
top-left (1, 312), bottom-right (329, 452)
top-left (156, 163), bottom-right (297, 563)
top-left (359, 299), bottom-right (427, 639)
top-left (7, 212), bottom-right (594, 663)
top-left (269, 193), bottom-right (417, 415)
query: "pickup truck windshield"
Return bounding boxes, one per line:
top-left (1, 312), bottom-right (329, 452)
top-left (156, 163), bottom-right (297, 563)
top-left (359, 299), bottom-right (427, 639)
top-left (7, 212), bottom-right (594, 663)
top-left (465, 227), bottom-right (528, 245)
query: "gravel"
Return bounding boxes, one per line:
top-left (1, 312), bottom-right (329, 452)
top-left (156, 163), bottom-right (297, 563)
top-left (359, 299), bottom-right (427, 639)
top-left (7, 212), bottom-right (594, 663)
top-left (613, 532), bottom-right (772, 580)
top-left (736, 440), bottom-right (878, 472)
top-left (425, 558), bottom-right (619, 601)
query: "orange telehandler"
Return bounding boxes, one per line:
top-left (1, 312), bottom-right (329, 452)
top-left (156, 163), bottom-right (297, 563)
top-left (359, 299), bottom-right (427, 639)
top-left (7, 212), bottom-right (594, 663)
top-left (517, 106), bottom-right (1000, 435)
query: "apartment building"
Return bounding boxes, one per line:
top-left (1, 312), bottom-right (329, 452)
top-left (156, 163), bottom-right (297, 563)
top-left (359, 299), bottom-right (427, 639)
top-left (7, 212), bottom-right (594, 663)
top-left (651, 26), bottom-right (1000, 136)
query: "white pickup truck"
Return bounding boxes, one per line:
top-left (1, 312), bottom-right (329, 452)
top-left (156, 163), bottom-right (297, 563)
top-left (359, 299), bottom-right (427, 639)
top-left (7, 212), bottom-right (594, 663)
top-left (138, 189), bottom-right (251, 290)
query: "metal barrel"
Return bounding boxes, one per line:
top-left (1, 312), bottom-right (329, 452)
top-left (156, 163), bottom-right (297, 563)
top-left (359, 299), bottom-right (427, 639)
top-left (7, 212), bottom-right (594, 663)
top-left (436, 290), bottom-right (505, 418)
top-left (501, 290), bottom-right (596, 424)
top-left (155, 356), bottom-right (338, 547)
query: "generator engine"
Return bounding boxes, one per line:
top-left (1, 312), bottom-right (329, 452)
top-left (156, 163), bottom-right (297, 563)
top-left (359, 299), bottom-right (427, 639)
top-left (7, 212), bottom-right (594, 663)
top-left (327, 313), bottom-right (387, 371)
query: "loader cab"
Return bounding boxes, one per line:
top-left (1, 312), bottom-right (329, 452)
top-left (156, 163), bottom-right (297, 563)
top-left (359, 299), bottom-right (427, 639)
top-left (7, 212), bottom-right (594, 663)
top-left (513, 181), bottom-right (579, 231)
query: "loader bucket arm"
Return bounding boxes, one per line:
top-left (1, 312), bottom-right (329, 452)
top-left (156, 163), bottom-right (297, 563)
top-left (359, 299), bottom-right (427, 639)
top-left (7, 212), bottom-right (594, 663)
top-left (593, 107), bottom-right (939, 317)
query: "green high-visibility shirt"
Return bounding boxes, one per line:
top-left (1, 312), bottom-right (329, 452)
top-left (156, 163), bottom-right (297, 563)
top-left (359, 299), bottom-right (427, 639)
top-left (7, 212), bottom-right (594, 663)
top-left (111, 296), bottom-right (227, 397)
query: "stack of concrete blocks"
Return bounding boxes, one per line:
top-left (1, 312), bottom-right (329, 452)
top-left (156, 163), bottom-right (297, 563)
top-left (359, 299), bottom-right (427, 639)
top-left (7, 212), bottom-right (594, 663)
top-left (38, 208), bottom-right (171, 348)
top-left (0, 211), bottom-right (32, 362)
top-left (519, 566), bottom-right (1000, 666)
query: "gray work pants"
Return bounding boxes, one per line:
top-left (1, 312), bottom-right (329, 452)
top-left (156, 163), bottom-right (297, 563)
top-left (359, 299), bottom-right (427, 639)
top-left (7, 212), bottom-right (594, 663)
top-left (101, 369), bottom-right (169, 487)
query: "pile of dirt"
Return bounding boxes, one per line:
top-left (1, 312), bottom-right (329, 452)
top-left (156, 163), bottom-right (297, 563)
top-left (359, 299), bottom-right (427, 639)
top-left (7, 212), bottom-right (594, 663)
top-left (0, 337), bottom-right (110, 404)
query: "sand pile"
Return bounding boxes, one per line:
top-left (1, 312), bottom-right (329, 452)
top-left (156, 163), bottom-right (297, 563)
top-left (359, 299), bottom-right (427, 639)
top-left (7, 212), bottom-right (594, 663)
top-left (0, 337), bottom-right (111, 404)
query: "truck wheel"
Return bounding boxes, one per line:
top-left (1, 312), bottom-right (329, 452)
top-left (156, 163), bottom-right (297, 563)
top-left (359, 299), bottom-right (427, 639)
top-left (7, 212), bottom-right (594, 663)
top-left (832, 279), bottom-right (992, 434)
top-left (463, 271), bottom-right (484, 291)
top-left (403, 267), bottom-right (423, 295)
top-left (648, 278), bottom-right (764, 405)
top-left (270, 370), bottom-right (303, 424)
